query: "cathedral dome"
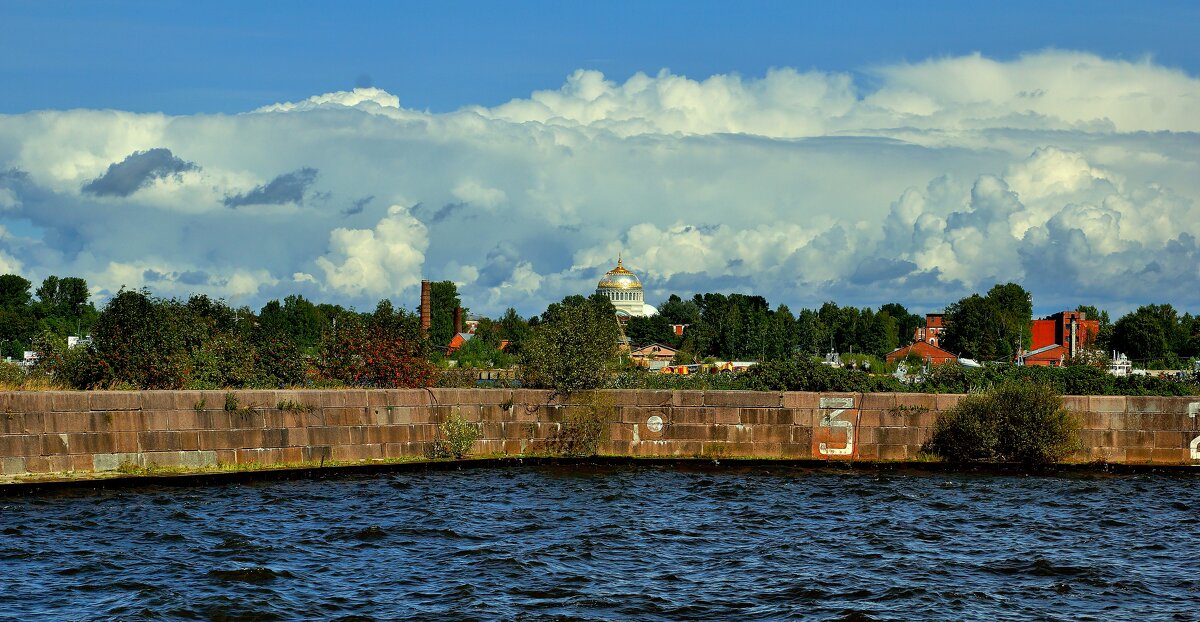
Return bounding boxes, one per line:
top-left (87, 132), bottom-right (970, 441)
top-left (597, 257), bottom-right (642, 290)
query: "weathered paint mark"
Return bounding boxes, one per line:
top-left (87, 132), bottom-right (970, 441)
top-left (646, 415), bottom-right (664, 433)
top-left (1189, 403), bottom-right (1200, 461)
top-left (820, 397), bottom-right (854, 409)
top-left (819, 409), bottom-right (854, 456)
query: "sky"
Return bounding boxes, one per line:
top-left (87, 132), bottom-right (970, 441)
top-left (1, 1), bottom-right (1199, 318)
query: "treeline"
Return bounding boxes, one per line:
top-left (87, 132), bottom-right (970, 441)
top-left (624, 293), bottom-right (923, 362)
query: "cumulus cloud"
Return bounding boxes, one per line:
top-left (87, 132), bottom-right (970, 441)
top-left (224, 167), bottom-right (318, 208)
top-left (81, 148), bottom-right (197, 197)
top-left (0, 50), bottom-right (1197, 316)
top-left (314, 204), bottom-right (428, 297)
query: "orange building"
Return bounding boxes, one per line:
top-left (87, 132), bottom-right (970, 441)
top-left (913, 313), bottom-right (945, 348)
top-left (1029, 311), bottom-right (1099, 359)
top-left (886, 340), bottom-right (958, 366)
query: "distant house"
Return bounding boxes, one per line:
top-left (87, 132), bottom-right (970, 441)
top-left (445, 332), bottom-right (473, 355)
top-left (630, 343), bottom-right (679, 364)
top-left (885, 340), bottom-right (957, 366)
top-left (913, 313), bottom-right (945, 348)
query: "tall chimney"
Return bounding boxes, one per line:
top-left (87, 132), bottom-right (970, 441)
top-left (1070, 317), bottom-right (1078, 359)
top-left (420, 280), bottom-right (431, 337)
top-left (454, 307), bottom-right (462, 335)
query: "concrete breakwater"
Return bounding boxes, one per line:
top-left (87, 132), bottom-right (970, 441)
top-left (1, 389), bottom-right (1198, 479)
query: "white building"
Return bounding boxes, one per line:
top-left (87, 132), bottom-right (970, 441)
top-left (596, 257), bottom-right (657, 319)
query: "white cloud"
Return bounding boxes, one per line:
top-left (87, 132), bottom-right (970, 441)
top-left (314, 205), bottom-right (428, 297)
top-left (0, 50), bottom-right (1197, 316)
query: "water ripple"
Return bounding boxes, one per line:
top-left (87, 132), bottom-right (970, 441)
top-left (1, 466), bottom-right (1198, 619)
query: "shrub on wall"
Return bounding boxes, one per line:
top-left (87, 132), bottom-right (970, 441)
top-left (926, 382), bottom-right (1080, 465)
top-left (430, 412), bottom-right (481, 459)
top-left (550, 391), bottom-right (614, 457)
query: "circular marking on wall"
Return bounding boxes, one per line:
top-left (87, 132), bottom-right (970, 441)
top-left (646, 415), bottom-right (664, 433)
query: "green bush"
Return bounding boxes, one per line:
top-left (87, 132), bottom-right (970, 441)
top-left (431, 412), bottom-right (481, 459)
top-left (926, 382), bottom-right (1080, 465)
top-left (550, 392), bottom-right (614, 457)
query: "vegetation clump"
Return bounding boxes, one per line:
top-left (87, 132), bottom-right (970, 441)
top-left (926, 382), bottom-right (1080, 465)
top-left (549, 392), bottom-right (614, 457)
top-left (430, 412), bottom-right (481, 459)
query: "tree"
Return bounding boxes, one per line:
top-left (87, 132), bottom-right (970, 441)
top-left (1112, 308), bottom-right (1170, 365)
top-left (624, 314), bottom-right (674, 348)
top-left (941, 283), bottom-right (1033, 360)
top-left (0, 274), bottom-right (32, 310)
top-left (429, 281), bottom-right (461, 349)
top-left (880, 302), bottom-right (923, 346)
top-left (521, 295), bottom-right (620, 393)
top-left (90, 289), bottom-right (193, 388)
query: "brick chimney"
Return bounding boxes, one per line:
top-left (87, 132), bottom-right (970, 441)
top-left (420, 280), bottom-right (431, 337)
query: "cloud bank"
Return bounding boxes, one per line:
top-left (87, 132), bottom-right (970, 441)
top-left (0, 50), bottom-right (1196, 316)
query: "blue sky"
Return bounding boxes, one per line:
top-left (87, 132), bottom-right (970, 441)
top-left (4, 2), bottom-right (1198, 114)
top-left (1, 2), bottom-right (1198, 318)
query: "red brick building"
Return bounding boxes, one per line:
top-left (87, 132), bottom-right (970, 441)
top-left (885, 340), bottom-right (958, 366)
top-left (913, 313), bottom-right (945, 348)
top-left (1029, 311), bottom-right (1099, 360)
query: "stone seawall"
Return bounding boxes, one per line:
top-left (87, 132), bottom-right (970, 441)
top-left (1, 390), bottom-right (1198, 479)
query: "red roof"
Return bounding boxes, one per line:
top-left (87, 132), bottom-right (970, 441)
top-left (885, 340), bottom-right (957, 365)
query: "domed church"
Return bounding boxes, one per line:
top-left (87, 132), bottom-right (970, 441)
top-left (596, 257), bottom-right (658, 318)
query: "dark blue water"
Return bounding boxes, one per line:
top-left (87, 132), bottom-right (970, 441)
top-left (1, 466), bottom-right (1198, 621)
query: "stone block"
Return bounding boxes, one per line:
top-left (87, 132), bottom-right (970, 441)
top-left (755, 425), bottom-right (792, 444)
top-left (664, 424), bottom-right (712, 441)
top-left (894, 394), bottom-right (937, 410)
top-left (1060, 395), bottom-right (1089, 413)
top-left (41, 433), bottom-right (70, 455)
top-left (791, 409), bottom-right (818, 427)
top-left (1151, 448), bottom-right (1189, 465)
top-left (933, 394), bottom-right (962, 412)
top-left (304, 445), bottom-right (333, 463)
top-left (197, 430), bottom-right (241, 450)
top-left (1124, 446), bottom-right (1153, 463)
top-left (1127, 396), bottom-right (1164, 414)
top-left (672, 391), bottom-right (704, 407)
top-left (855, 443), bottom-right (881, 461)
top-left (635, 390), bottom-right (673, 407)
top-left (1154, 431), bottom-right (1187, 449)
top-left (87, 391), bottom-right (140, 412)
top-left (782, 392), bottom-right (820, 409)
top-left (1, 456), bottom-right (26, 474)
top-left (1090, 396), bottom-right (1126, 414)
top-left (669, 408), bottom-right (709, 424)
top-left (213, 449), bottom-right (237, 466)
top-left (878, 427), bottom-right (919, 446)
top-left (48, 391), bottom-right (86, 413)
top-left (706, 407), bottom-right (740, 425)
top-left (720, 424), bottom-right (755, 443)
top-left (65, 432), bottom-right (114, 455)
top-left (740, 409), bottom-right (792, 425)
top-left (42, 455), bottom-right (72, 473)
top-left (608, 423), bottom-right (635, 442)
top-left (8, 393), bottom-right (49, 413)
top-left (137, 434), bottom-right (181, 453)
top-left (779, 442), bottom-right (813, 459)
top-left (857, 410), bottom-right (882, 428)
top-left (855, 426), bottom-right (879, 445)
top-left (705, 391), bottom-right (781, 408)
top-left (2, 412), bottom-right (42, 435)
top-left (860, 393), bottom-right (896, 411)
top-left (144, 451), bottom-right (184, 468)
top-left (877, 445), bottom-right (909, 461)
top-left (228, 410), bottom-right (266, 430)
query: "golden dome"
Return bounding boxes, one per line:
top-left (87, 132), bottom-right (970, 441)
top-left (597, 257), bottom-right (642, 290)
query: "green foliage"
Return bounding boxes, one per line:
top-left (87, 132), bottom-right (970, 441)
top-left (927, 382), bottom-right (1080, 465)
top-left (450, 331), bottom-right (515, 369)
top-left (429, 281), bottom-right (461, 349)
top-left (742, 357), bottom-right (906, 392)
top-left (224, 392), bottom-right (240, 411)
top-left (0, 361), bottom-right (25, 386)
top-left (550, 392), bottom-right (614, 456)
top-left (430, 412), bottom-right (481, 459)
top-left (521, 295), bottom-right (620, 393)
top-left (941, 283), bottom-right (1033, 361)
top-left (276, 399), bottom-right (314, 413)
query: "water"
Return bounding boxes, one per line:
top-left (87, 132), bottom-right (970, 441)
top-left (1, 465), bottom-right (1198, 621)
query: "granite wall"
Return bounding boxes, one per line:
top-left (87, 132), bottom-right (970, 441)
top-left (1, 390), bottom-right (1197, 479)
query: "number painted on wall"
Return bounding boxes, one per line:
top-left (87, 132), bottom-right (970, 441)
top-left (819, 408), bottom-right (854, 456)
top-left (817, 397), bottom-right (855, 457)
